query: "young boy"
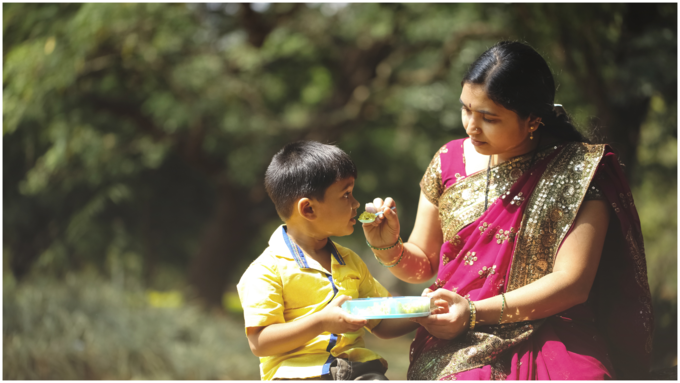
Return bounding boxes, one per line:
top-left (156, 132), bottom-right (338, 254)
top-left (237, 141), bottom-right (419, 380)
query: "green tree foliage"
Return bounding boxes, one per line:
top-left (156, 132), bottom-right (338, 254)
top-left (4, 3), bottom-right (676, 369)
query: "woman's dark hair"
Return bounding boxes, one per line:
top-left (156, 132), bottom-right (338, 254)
top-left (265, 141), bottom-right (357, 220)
top-left (462, 41), bottom-right (589, 143)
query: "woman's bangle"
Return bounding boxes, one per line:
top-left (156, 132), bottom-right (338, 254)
top-left (467, 298), bottom-right (476, 331)
top-left (498, 293), bottom-right (506, 325)
top-left (366, 236), bottom-right (402, 251)
top-left (374, 243), bottom-right (405, 268)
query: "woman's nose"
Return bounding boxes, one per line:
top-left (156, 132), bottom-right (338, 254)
top-left (465, 113), bottom-right (481, 135)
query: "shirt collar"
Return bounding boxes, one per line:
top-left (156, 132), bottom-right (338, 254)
top-left (270, 225), bottom-right (345, 269)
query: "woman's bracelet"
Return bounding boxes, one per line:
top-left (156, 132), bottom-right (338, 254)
top-left (366, 236), bottom-right (402, 251)
top-left (467, 298), bottom-right (477, 331)
top-left (498, 293), bottom-right (506, 325)
top-left (374, 243), bottom-right (405, 268)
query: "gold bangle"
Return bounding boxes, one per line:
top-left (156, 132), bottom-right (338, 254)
top-left (374, 243), bottom-right (405, 268)
top-left (467, 298), bottom-right (476, 331)
top-left (366, 236), bottom-right (401, 251)
top-left (498, 293), bottom-right (506, 325)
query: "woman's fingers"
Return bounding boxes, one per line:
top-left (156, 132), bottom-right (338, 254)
top-left (365, 203), bottom-right (377, 214)
top-left (364, 197), bottom-right (399, 227)
top-left (434, 299), bottom-right (449, 311)
top-left (428, 289), bottom-right (456, 305)
top-left (362, 197), bottom-right (400, 245)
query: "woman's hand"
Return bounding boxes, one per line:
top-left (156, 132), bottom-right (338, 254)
top-left (362, 197), bottom-right (400, 248)
top-left (410, 288), bottom-right (470, 340)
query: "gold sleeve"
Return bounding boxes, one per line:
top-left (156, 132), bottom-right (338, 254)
top-left (419, 145), bottom-right (446, 207)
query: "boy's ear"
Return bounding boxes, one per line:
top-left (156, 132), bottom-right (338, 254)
top-left (297, 198), bottom-right (316, 221)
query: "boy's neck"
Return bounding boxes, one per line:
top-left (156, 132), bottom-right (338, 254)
top-left (285, 224), bottom-right (330, 256)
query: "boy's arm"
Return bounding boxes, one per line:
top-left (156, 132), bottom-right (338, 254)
top-left (370, 317), bottom-right (420, 339)
top-left (246, 295), bottom-right (368, 357)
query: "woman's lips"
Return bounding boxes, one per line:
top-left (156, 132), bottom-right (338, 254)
top-left (470, 137), bottom-right (486, 146)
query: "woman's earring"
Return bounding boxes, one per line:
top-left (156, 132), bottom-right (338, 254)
top-left (530, 130), bottom-right (534, 140)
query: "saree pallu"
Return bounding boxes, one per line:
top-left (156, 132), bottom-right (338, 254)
top-left (409, 139), bottom-right (653, 380)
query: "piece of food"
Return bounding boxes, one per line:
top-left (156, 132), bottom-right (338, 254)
top-left (399, 300), bottom-right (430, 314)
top-left (354, 301), bottom-right (391, 316)
top-left (358, 211), bottom-right (376, 221)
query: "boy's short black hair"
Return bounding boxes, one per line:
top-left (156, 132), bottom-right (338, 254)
top-left (265, 141), bottom-right (357, 220)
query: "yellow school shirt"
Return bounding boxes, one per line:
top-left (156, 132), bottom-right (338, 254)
top-left (237, 225), bottom-right (390, 380)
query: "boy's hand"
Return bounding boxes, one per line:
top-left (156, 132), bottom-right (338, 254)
top-left (362, 197), bottom-right (400, 248)
top-left (319, 295), bottom-right (368, 334)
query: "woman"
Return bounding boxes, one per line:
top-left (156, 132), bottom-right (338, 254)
top-left (362, 41), bottom-right (653, 380)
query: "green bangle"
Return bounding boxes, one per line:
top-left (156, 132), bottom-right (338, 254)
top-left (374, 243), bottom-right (405, 268)
top-left (366, 236), bottom-right (402, 251)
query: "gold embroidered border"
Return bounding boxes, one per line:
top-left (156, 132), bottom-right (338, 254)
top-left (437, 149), bottom-right (554, 244)
top-left (407, 321), bottom-right (543, 380)
top-left (420, 144), bottom-right (447, 207)
top-left (507, 143), bottom-right (605, 291)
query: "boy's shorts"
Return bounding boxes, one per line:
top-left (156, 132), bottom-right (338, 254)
top-left (324, 358), bottom-right (388, 380)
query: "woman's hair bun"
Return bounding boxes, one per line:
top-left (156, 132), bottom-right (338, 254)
top-left (553, 104), bottom-right (567, 118)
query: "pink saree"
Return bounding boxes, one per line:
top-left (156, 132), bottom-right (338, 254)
top-left (408, 138), bottom-right (653, 380)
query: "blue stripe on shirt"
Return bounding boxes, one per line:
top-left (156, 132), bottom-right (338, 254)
top-left (322, 273), bottom-right (339, 375)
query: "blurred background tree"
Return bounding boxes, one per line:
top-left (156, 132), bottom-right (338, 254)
top-left (4, 3), bottom-right (676, 379)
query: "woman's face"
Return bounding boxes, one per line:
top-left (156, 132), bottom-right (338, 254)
top-left (460, 83), bottom-right (537, 160)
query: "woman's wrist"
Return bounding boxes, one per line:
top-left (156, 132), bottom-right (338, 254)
top-left (471, 295), bottom-right (506, 325)
top-left (372, 242), bottom-right (405, 267)
top-left (365, 234), bottom-right (401, 250)
top-left (366, 235), bottom-right (401, 251)
top-left (466, 298), bottom-right (477, 331)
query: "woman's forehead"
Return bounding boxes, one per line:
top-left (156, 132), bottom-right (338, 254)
top-left (461, 83), bottom-right (492, 105)
top-left (460, 83), bottom-right (510, 115)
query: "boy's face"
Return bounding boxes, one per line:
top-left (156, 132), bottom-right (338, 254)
top-left (311, 176), bottom-right (361, 237)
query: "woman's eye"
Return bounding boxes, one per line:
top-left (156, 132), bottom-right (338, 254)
top-left (483, 117), bottom-right (498, 123)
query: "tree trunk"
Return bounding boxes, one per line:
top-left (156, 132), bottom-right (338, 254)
top-left (187, 178), bottom-right (257, 307)
top-left (599, 98), bottom-right (651, 178)
top-left (9, 223), bottom-right (54, 281)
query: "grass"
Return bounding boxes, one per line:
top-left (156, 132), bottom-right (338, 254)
top-left (3, 271), bottom-right (260, 380)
